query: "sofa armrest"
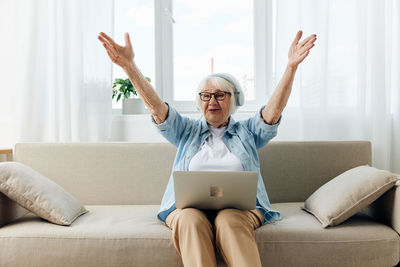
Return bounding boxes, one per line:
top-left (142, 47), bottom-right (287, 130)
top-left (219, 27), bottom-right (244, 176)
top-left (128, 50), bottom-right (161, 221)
top-left (0, 193), bottom-right (29, 227)
top-left (0, 148), bottom-right (13, 162)
top-left (362, 180), bottom-right (400, 235)
top-left (0, 149), bottom-right (28, 226)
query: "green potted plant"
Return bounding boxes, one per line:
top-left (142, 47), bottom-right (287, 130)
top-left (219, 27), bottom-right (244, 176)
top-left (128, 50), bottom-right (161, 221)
top-left (112, 77), bottom-right (151, 114)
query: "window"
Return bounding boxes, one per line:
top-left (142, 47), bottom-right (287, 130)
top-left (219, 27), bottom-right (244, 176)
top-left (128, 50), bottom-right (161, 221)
top-left (112, 0), bottom-right (271, 112)
top-left (112, 0), bottom-right (155, 109)
top-left (161, 0), bottom-right (270, 112)
top-left (172, 0), bottom-right (254, 102)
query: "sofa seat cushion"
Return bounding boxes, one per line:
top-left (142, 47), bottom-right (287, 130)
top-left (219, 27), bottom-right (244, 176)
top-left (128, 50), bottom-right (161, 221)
top-left (0, 203), bottom-right (399, 267)
top-left (0, 205), bottom-right (183, 267)
top-left (263, 202), bottom-right (399, 267)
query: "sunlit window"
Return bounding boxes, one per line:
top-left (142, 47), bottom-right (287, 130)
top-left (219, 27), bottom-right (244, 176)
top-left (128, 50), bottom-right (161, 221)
top-left (172, 0), bottom-right (254, 101)
top-left (112, 0), bottom-right (155, 109)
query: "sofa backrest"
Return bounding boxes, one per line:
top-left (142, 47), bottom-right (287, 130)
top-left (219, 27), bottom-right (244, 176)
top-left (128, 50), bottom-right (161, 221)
top-left (13, 141), bottom-right (371, 205)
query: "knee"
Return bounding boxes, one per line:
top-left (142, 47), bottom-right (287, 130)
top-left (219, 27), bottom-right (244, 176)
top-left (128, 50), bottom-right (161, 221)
top-left (214, 209), bottom-right (246, 230)
top-left (176, 208), bottom-right (211, 230)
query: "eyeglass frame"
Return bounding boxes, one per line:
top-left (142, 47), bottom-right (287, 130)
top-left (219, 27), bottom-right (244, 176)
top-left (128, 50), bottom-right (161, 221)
top-left (199, 91), bottom-right (238, 102)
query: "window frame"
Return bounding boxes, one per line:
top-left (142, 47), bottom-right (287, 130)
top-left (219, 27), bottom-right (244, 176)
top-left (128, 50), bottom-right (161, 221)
top-left (154, 0), bottom-right (273, 113)
top-left (113, 0), bottom-right (274, 113)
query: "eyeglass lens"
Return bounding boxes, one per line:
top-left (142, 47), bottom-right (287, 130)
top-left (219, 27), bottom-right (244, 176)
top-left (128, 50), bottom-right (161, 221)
top-left (200, 92), bottom-right (226, 101)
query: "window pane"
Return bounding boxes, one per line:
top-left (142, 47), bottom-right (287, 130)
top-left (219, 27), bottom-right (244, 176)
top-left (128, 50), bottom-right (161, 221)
top-left (112, 0), bottom-right (155, 109)
top-left (173, 0), bottom-right (254, 101)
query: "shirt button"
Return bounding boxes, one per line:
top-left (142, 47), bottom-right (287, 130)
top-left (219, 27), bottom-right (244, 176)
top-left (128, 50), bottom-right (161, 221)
top-left (196, 144), bottom-right (199, 148)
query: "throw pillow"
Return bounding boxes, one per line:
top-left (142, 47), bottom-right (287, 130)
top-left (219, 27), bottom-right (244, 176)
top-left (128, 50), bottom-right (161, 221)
top-left (303, 165), bottom-right (399, 227)
top-left (0, 162), bottom-right (88, 226)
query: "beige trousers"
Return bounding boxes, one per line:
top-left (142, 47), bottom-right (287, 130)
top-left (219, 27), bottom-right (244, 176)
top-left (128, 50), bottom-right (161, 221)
top-left (165, 208), bottom-right (264, 267)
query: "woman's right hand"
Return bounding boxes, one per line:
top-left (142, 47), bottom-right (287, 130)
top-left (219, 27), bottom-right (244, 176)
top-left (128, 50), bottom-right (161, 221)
top-left (98, 32), bottom-right (134, 70)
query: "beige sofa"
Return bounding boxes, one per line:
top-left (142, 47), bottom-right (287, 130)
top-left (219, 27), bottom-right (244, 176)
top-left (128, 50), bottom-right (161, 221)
top-left (0, 141), bottom-right (399, 267)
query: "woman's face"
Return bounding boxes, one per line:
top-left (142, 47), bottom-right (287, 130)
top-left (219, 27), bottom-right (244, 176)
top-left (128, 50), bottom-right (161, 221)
top-left (200, 80), bottom-right (231, 128)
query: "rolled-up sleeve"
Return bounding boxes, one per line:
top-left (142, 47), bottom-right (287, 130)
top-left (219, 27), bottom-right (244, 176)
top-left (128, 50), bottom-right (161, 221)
top-left (151, 102), bottom-right (195, 147)
top-left (244, 105), bottom-right (282, 149)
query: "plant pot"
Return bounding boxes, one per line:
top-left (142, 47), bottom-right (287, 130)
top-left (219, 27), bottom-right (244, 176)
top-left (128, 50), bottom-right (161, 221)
top-left (122, 98), bottom-right (148, 114)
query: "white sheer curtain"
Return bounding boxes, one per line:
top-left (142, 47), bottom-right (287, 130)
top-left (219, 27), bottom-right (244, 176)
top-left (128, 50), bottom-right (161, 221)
top-left (0, 0), bottom-right (113, 145)
top-left (273, 0), bottom-right (400, 173)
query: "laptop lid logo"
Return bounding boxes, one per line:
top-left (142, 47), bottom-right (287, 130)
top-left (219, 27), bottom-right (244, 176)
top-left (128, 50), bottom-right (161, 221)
top-left (210, 186), bottom-right (223, 197)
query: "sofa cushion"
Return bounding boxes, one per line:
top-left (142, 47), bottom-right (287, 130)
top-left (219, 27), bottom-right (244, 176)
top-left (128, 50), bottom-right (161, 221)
top-left (260, 202), bottom-right (399, 267)
top-left (0, 205), bottom-right (183, 267)
top-left (0, 204), bottom-right (398, 267)
top-left (0, 162), bottom-right (87, 226)
top-left (303, 165), bottom-right (399, 227)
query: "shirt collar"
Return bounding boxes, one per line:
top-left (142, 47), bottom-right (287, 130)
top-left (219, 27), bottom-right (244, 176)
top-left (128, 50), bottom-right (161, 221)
top-left (200, 116), bottom-right (237, 136)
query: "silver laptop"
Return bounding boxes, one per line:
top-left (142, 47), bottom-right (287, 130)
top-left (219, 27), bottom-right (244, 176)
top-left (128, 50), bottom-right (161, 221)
top-left (173, 171), bottom-right (258, 210)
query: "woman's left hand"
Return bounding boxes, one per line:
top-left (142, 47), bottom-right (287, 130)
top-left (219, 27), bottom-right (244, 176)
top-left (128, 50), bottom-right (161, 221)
top-left (288, 30), bottom-right (317, 68)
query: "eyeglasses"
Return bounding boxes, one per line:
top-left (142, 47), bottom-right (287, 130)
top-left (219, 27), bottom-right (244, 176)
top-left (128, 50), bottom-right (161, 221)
top-left (199, 91), bottom-right (231, 102)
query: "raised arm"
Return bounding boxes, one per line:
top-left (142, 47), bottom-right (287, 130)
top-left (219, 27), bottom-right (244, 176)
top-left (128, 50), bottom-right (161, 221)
top-left (98, 32), bottom-right (168, 124)
top-left (262, 30), bottom-right (317, 125)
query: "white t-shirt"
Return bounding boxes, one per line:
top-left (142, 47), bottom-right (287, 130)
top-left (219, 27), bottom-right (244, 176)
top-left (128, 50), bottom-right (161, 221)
top-left (188, 125), bottom-right (244, 171)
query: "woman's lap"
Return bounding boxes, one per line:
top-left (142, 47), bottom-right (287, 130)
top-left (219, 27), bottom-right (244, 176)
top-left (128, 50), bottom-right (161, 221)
top-left (165, 208), bottom-right (263, 230)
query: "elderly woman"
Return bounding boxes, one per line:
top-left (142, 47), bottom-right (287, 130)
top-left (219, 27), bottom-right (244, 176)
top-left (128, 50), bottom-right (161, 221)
top-left (98, 30), bottom-right (316, 267)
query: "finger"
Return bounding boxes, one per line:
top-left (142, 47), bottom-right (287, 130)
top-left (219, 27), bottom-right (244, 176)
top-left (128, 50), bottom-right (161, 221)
top-left (300, 48), bottom-right (312, 57)
top-left (99, 32), bottom-right (120, 49)
top-left (102, 42), bottom-right (115, 57)
top-left (98, 35), bottom-right (117, 52)
top-left (106, 49), bottom-right (116, 62)
top-left (105, 46), bottom-right (119, 63)
top-left (124, 32), bottom-right (132, 47)
top-left (299, 42), bottom-right (315, 54)
top-left (97, 34), bottom-right (107, 44)
top-left (102, 42), bottom-right (117, 60)
top-left (302, 36), bottom-right (317, 48)
top-left (298, 50), bottom-right (310, 62)
top-left (99, 32), bottom-right (115, 45)
top-left (297, 43), bottom-right (314, 56)
top-left (98, 34), bottom-right (114, 49)
top-left (291, 30), bottom-right (303, 46)
top-left (299, 36), bottom-right (314, 48)
top-left (100, 38), bottom-right (118, 55)
top-left (299, 34), bottom-right (317, 47)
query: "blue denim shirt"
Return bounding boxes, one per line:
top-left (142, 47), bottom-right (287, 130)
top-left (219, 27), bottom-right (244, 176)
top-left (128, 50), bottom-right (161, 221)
top-left (151, 103), bottom-right (282, 225)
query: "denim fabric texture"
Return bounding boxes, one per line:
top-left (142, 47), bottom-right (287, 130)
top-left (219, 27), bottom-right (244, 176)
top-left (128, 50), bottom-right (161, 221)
top-left (152, 103), bottom-right (282, 225)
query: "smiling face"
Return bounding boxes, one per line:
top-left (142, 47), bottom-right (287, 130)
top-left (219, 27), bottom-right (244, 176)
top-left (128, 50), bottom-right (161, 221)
top-left (200, 80), bottom-right (232, 128)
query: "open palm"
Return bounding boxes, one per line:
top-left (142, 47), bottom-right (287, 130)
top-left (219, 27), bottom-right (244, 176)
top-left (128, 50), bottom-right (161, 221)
top-left (98, 32), bottom-right (134, 69)
top-left (288, 31), bottom-right (317, 68)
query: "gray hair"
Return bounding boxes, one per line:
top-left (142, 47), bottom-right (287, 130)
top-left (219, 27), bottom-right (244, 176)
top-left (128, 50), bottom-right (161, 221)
top-left (195, 76), bottom-right (239, 115)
